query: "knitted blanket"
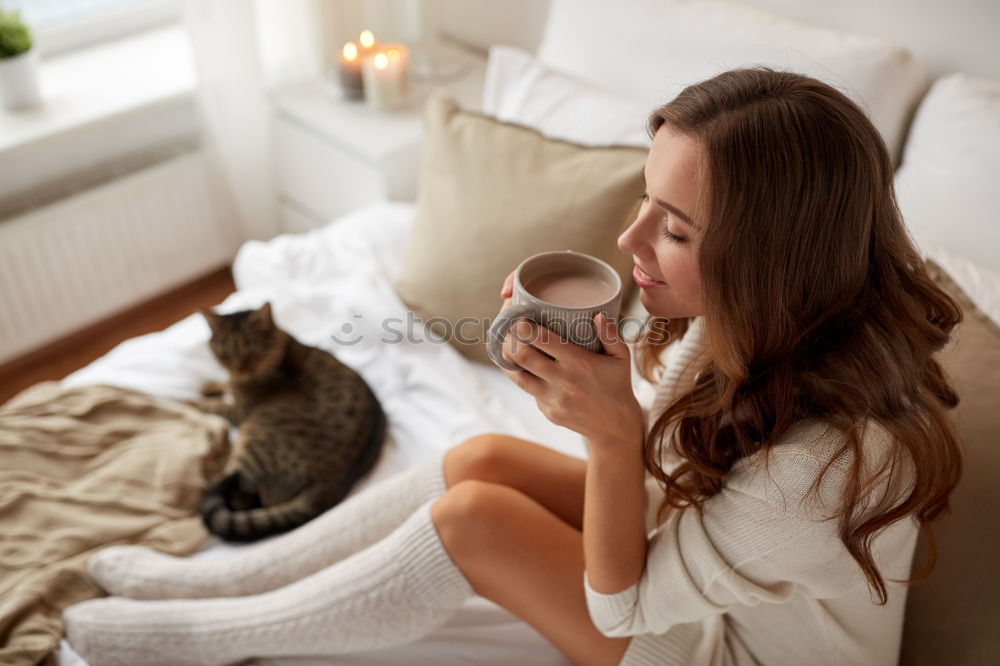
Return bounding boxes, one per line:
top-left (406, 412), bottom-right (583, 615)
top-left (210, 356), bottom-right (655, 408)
top-left (0, 382), bottom-right (230, 666)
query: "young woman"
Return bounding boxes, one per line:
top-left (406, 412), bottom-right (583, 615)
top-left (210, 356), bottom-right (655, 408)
top-left (65, 67), bottom-right (962, 666)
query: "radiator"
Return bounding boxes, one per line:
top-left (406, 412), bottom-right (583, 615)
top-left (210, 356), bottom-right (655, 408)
top-left (0, 150), bottom-right (234, 364)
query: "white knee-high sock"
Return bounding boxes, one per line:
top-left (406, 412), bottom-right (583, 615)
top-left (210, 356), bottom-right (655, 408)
top-left (88, 453), bottom-right (448, 600)
top-left (63, 500), bottom-right (474, 666)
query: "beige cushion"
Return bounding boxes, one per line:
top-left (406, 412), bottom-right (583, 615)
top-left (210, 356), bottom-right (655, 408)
top-left (900, 259), bottom-right (1000, 664)
top-left (395, 93), bottom-right (645, 364)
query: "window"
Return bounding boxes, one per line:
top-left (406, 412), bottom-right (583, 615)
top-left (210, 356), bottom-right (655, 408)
top-left (3, 0), bottom-right (180, 57)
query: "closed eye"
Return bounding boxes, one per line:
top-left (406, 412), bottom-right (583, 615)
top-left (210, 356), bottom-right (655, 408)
top-left (639, 193), bottom-right (688, 244)
top-left (662, 228), bottom-right (687, 244)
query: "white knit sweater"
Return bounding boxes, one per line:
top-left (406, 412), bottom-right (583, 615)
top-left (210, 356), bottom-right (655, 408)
top-left (584, 316), bottom-right (920, 665)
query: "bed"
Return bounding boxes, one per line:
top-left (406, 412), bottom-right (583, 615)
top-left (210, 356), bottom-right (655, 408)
top-left (55, 201), bottom-right (598, 666)
top-left (28, 0), bottom-right (1000, 663)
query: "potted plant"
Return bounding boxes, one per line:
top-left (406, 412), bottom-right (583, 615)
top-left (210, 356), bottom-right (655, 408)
top-left (0, 8), bottom-right (41, 110)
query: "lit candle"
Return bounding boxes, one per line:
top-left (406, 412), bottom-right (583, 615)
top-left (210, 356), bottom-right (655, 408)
top-left (362, 44), bottom-right (410, 111)
top-left (386, 44), bottom-right (409, 69)
top-left (358, 29), bottom-right (377, 56)
top-left (337, 41), bottom-right (364, 100)
top-left (385, 44), bottom-right (410, 94)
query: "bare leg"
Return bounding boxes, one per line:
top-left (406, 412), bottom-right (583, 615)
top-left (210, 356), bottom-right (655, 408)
top-left (444, 433), bottom-right (588, 529)
top-left (432, 479), bottom-right (632, 666)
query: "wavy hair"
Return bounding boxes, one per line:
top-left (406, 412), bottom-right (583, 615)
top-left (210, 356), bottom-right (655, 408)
top-left (637, 67), bottom-right (963, 605)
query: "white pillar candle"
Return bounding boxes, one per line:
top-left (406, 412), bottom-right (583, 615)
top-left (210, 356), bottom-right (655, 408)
top-left (361, 44), bottom-right (410, 111)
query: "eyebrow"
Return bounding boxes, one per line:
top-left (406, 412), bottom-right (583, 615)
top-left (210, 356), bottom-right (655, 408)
top-left (654, 197), bottom-right (702, 232)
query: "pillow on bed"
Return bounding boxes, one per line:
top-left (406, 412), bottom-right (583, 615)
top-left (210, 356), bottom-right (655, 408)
top-left (910, 239), bottom-right (1000, 328)
top-left (536, 0), bottom-right (927, 167)
top-left (895, 72), bottom-right (1000, 284)
top-left (900, 257), bottom-right (1000, 664)
top-left (395, 93), bottom-right (645, 365)
top-left (482, 44), bottom-right (651, 148)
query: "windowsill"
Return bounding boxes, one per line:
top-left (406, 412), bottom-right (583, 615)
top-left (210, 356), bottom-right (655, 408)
top-left (0, 23), bottom-right (200, 216)
top-left (0, 23), bottom-right (197, 154)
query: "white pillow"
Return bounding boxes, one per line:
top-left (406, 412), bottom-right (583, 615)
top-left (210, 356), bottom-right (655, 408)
top-left (894, 72), bottom-right (1000, 325)
top-left (537, 0), bottom-right (927, 166)
top-left (911, 237), bottom-right (1000, 327)
top-left (482, 45), bottom-right (652, 148)
top-left (895, 74), bottom-right (1000, 274)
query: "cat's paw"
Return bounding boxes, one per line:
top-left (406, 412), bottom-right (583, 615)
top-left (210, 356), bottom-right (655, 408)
top-left (199, 380), bottom-right (228, 397)
top-left (180, 397), bottom-right (212, 412)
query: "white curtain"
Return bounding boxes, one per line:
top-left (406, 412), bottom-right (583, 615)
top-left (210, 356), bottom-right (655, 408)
top-left (181, 0), bottom-right (327, 245)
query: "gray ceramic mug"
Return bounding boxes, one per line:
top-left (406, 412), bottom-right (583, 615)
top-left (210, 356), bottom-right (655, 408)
top-left (487, 250), bottom-right (623, 371)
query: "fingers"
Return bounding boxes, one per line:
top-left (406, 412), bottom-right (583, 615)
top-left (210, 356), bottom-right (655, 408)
top-left (499, 270), bottom-right (516, 311)
top-left (500, 337), bottom-right (547, 393)
top-left (501, 364), bottom-right (545, 394)
top-left (508, 319), bottom-right (573, 363)
top-left (502, 324), bottom-right (558, 379)
top-left (594, 312), bottom-right (631, 360)
top-left (500, 270), bottom-right (515, 300)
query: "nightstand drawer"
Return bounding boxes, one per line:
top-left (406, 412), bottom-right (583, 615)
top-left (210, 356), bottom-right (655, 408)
top-left (274, 116), bottom-right (387, 222)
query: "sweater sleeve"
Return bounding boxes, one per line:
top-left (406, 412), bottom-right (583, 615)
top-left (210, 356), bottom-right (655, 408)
top-left (583, 446), bottom-right (877, 638)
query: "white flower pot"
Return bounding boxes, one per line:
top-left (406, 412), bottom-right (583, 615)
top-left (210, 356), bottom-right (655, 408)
top-left (0, 48), bottom-right (42, 110)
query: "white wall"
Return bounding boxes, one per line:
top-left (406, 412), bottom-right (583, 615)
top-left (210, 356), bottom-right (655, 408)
top-left (439, 0), bottom-right (550, 54)
top-left (433, 0), bottom-right (1000, 82)
top-left (736, 0), bottom-right (1000, 81)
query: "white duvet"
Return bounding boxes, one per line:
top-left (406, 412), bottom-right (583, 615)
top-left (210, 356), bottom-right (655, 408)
top-left (57, 201), bottom-right (650, 665)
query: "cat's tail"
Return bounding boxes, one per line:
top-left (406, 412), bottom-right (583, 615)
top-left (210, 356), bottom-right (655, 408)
top-left (199, 405), bottom-right (387, 542)
top-left (199, 474), bottom-right (325, 542)
top-left (198, 473), bottom-right (328, 542)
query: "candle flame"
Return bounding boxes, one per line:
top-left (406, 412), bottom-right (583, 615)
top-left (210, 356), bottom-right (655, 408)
top-left (342, 42), bottom-right (358, 60)
top-left (360, 30), bottom-right (375, 48)
top-left (387, 48), bottom-right (401, 62)
top-left (374, 53), bottom-right (389, 70)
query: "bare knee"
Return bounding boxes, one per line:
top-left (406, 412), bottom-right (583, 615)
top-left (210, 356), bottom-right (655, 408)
top-left (444, 433), bottom-right (518, 488)
top-left (432, 482), bottom-right (627, 666)
top-left (431, 480), bottom-right (511, 563)
top-left (432, 479), bottom-right (504, 527)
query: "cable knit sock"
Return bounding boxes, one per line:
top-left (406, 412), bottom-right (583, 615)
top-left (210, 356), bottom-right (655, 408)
top-left (64, 500), bottom-right (474, 666)
top-left (88, 453), bottom-right (449, 600)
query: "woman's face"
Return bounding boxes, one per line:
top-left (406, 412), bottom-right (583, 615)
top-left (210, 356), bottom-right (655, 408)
top-left (618, 125), bottom-right (705, 319)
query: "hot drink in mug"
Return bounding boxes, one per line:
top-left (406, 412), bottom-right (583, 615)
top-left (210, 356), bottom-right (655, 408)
top-left (487, 250), bottom-right (623, 371)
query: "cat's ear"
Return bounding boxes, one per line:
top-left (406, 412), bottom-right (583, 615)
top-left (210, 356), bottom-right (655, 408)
top-left (200, 307), bottom-right (222, 334)
top-left (254, 302), bottom-right (274, 328)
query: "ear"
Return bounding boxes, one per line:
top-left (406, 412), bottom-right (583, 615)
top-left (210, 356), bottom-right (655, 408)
top-left (199, 307), bottom-right (222, 333)
top-left (252, 302), bottom-right (275, 329)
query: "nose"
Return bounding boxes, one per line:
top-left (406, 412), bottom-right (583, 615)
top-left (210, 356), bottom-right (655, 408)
top-left (618, 213), bottom-right (652, 259)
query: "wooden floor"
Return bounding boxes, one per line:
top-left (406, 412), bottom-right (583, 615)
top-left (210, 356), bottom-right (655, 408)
top-left (0, 266), bottom-right (235, 406)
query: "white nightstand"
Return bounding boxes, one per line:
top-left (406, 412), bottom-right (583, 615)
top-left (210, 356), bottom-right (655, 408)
top-left (271, 40), bottom-right (487, 233)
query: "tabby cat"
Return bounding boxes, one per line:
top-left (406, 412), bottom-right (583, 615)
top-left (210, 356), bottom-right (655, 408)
top-left (193, 302), bottom-right (386, 542)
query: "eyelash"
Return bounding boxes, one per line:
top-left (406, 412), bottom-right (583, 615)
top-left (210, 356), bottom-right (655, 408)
top-left (638, 193), bottom-right (687, 244)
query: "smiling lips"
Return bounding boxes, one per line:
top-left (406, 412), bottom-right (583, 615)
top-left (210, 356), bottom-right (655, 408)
top-left (633, 264), bottom-right (667, 288)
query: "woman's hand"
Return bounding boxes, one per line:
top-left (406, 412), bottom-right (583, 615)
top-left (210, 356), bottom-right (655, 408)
top-left (498, 274), bottom-right (644, 447)
top-left (499, 270), bottom-right (516, 310)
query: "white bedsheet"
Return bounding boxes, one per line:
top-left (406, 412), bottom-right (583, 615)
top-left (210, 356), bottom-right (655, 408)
top-left (56, 202), bottom-right (598, 665)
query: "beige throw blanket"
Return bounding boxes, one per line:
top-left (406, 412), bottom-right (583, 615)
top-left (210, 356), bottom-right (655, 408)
top-left (0, 382), bottom-right (231, 665)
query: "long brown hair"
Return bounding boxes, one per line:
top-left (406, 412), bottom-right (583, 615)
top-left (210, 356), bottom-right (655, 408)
top-left (638, 67), bottom-right (963, 605)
